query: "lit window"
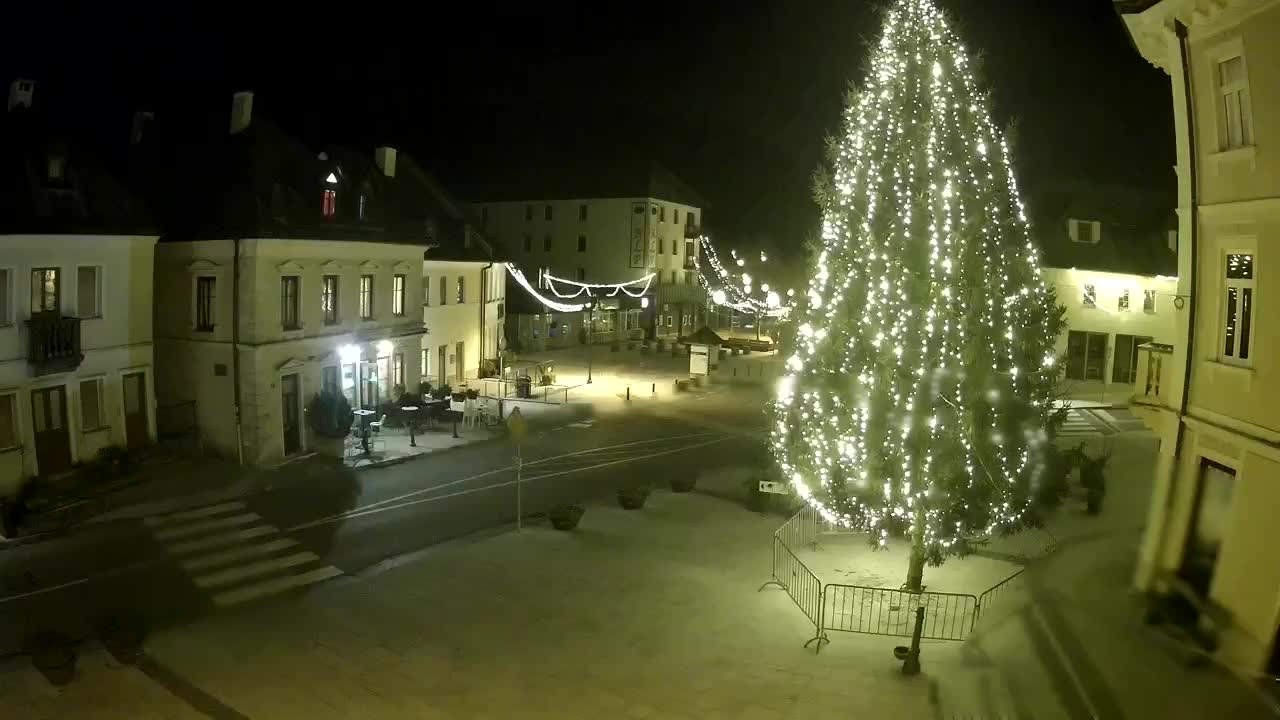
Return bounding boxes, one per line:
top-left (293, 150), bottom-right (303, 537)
top-left (322, 189), bottom-right (337, 218)
top-left (1117, 289), bottom-right (1130, 312)
top-left (1144, 289), bottom-right (1156, 314)
top-left (1082, 284), bottom-right (1096, 308)
top-left (31, 267), bottom-right (59, 313)
top-left (358, 194), bottom-right (367, 221)
top-left (1222, 253), bottom-right (1254, 365)
top-left (322, 275), bottom-right (339, 325)
top-left (393, 353), bottom-right (405, 390)
top-left (1217, 55), bottom-right (1253, 150)
top-left (196, 276), bottom-right (216, 330)
top-left (456, 276), bottom-right (465, 304)
top-left (359, 274), bottom-right (374, 319)
top-left (393, 274), bottom-right (406, 316)
top-left (281, 276), bottom-right (300, 330)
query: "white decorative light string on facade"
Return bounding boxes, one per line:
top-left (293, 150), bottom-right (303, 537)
top-left (506, 263), bottom-right (587, 313)
top-left (543, 272), bottom-right (655, 299)
top-left (769, 0), bottom-right (1064, 567)
top-left (695, 235), bottom-right (791, 318)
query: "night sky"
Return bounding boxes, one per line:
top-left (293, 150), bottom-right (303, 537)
top-left (4, 0), bottom-right (1172, 262)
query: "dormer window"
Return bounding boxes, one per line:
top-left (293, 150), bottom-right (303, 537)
top-left (47, 155), bottom-right (65, 181)
top-left (322, 189), bottom-right (337, 218)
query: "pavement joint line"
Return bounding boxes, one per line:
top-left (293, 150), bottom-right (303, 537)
top-left (308, 430), bottom-right (726, 524)
top-left (0, 576), bottom-right (89, 604)
top-left (288, 435), bottom-right (734, 531)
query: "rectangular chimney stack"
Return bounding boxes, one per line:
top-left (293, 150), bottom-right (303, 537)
top-left (375, 146), bottom-right (397, 178)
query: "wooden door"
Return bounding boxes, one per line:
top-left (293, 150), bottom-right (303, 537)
top-left (281, 373), bottom-right (301, 455)
top-left (122, 372), bottom-right (149, 450)
top-left (31, 386), bottom-right (71, 475)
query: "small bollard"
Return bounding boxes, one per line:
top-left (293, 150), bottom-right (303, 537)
top-left (452, 418), bottom-right (460, 439)
top-left (626, 386), bottom-right (631, 401)
top-left (902, 606), bottom-right (925, 675)
top-left (651, 382), bottom-right (656, 395)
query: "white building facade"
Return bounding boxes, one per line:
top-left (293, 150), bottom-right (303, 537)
top-left (1120, 0), bottom-right (1280, 677)
top-left (421, 258), bottom-right (506, 389)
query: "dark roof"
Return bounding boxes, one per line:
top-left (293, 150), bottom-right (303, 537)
top-left (1113, 0), bottom-right (1164, 13)
top-left (0, 104), bottom-right (155, 235)
top-left (1031, 179), bottom-right (1176, 276)
top-left (679, 326), bottom-right (725, 346)
top-left (461, 145), bottom-right (708, 209)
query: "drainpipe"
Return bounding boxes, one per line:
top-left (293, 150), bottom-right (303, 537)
top-left (232, 237), bottom-right (244, 466)
top-left (1150, 19), bottom-right (1199, 583)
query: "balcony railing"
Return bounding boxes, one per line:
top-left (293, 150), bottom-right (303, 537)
top-left (1133, 342), bottom-right (1174, 408)
top-left (26, 311), bottom-right (83, 376)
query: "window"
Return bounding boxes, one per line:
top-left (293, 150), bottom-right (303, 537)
top-left (525, 205), bottom-right (533, 221)
top-left (543, 235), bottom-right (552, 252)
top-left (660, 206), bottom-right (666, 222)
top-left (685, 238), bottom-right (695, 260)
top-left (1185, 460), bottom-right (1236, 597)
top-left (48, 154), bottom-right (65, 181)
top-left (1222, 252), bottom-right (1254, 364)
top-left (523, 234), bottom-right (533, 253)
top-left (671, 270), bottom-right (678, 285)
top-left (439, 276), bottom-right (448, 305)
top-left (674, 209), bottom-right (680, 224)
top-left (358, 194), bottom-right (367, 221)
top-left (688, 212), bottom-right (697, 227)
top-left (1070, 219), bottom-right (1099, 244)
top-left (196, 276), bottom-right (216, 331)
top-left (31, 268), bottom-right (59, 313)
top-left (672, 239), bottom-right (678, 255)
top-left (577, 235), bottom-right (587, 252)
top-left (322, 189), bottom-right (337, 218)
top-left (1065, 330), bottom-right (1109, 381)
top-left (456, 275), bottom-right (465, 303)
top-left (421, 348), bottom-right (429, 378)
top-left (1082, 284), bottom-right (1096, 308)
top-left (579, 204), bottom-right (588, 221)
top-left (322, 365), bottom-right (339, 395)
top-left (0, 268), bottom-right (9, 326)
top-left (1113, 334), bottom-right (1153, 384)
top-left (393, 353), bottom-right (405, 390)
top-left (544, 205), bottom-right (553, 221)
top-left (480, 206), bottom-right (489, 225)
top-left (281, 276), bottom-right (300, 330)
top-left (393, 274), bottom-right (406, 316)
top-left (423, 276), bottom-right (430, 307)
top-left (359, 274), bottom-right (374, 319)
top-left (80, 378), bottom-right (106, 431)
top-left (1144, 289), bottom-right (1156, 314)
top-left (322, 275), bottom-right (339, 325)
top-left (1217, 55), bottom-right (1253, 150)
top-left (577, 268), bottom-right (586, 282)
top-left (0, 393), bottom-right (16, 449)
top-left (658, 239), bottom-right (664, 254)
top-left (1118, 289), bottom-right (1130, 312)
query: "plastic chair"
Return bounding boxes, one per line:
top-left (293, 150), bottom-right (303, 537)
top-left (462, 398), bottom-right (478, 429)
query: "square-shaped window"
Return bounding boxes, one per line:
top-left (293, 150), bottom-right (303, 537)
top-left (0, 268), bottom-right (12, 326)
top-left (322, 275), bottom-right (339, 325)
top-left (31, 267), bottom-right (59, 314)
top-left (359, 274), bottom-right (374, 319)
top-left (577, 235), bottom-right (587, 252)
top-left (77, 266), bottom-right (101, 318)
top-left (196, 276), bottom-right (216, 330)
top-left (1082, 284), bottom-right (1096, 308)
top-left (456, 275), bottom-right (465, 304)
top-left (1217, 55), bottom-right (1253, 150)
top-left (439, 276), bottom-right (448, 306)
top-left (1144, 289), bottom-right (1156, 314)
top-left (1222, 253), bottom-right (1255, 364)
top-left (80, 377), bottom-right (106, 431)
top-left (1118, 289), bottom-right (1130, 312)
top-left (393, 274), bottom-right (406, 316)
top-left (0, 393), bottom-right (16, 449)
top-left (543, 235), bottom-right (552, 252)
top-left (544, 205), bottom-right (553, 221)
top-left (1070, 219), bottom-right (1099, 244)
top-left (281, 276), bottom-right (300, 330)
top-left (579, 204), bottom-right (588, 221)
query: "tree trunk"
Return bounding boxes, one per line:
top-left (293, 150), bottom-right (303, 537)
top-left (904, 502), bottom-right (926, 592)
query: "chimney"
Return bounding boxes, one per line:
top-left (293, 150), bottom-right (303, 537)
top-left (7, 78), bottom-right (34, 112)
top-left (130, 111), bottom-right (154, 145)
top-left (374, 146), bottom-right (397, 177)
top-left (230, 91), bottom-right (253, 135)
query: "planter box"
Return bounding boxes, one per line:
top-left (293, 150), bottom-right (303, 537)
top-left (617, 488), bottom-right (650, 510)
top-left (549, 505), bottom-right (585, 530)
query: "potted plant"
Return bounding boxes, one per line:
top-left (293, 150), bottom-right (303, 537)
top-left (670, 474), bottom-right (696, 493)
top-left (617, 486), bottom-right (650, 510)
top-left (419, 381), bottom-right (433, 399)
top-left (27, 631), bottom-right (76, 686)
top-left (306, 390), bottom-right (355, 458)
top-left (1080, 453), bottom-right (1109, 515)
top-left (549, 504), bottom-right (585, 530)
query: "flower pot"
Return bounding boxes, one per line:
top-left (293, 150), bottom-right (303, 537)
top-left (549, 505), bottom-right (585, 531)
top-left (28, 632), bottom-right (76, 686)
top-left (617, 488), bottom-right (650, 510)
top-left (670, 477), bottom-right (696, 493)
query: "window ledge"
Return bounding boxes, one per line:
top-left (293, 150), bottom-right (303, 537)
top-left (1203, 359), bottom-right (1254, 377)
top-left (82, 425), bottom-right (110, 435)
top-left (1210, 145), bottom-right (1256, 161)
top-left (0, 444), bottom-right (20, 455)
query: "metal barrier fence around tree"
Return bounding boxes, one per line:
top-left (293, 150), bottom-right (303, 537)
top-left (761, 504), bottom-right (1027, 652)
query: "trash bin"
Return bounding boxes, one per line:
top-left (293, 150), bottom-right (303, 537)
top-left (517, 375), bottom-right (532, 399)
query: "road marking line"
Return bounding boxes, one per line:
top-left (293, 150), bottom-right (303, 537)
top-left (154, 513), bottom-right (262, 541)
top-left (165, 525), bottom-right (277, 555)
top-left (0, 577), bottom-right (89, 604)
top-left (290, 436), bottom-right (732, 531)
top-left (182, 538), bottom-right (300, 572)
top-left (194, 551), bottom-right (319, 588)
top-left (143, 501), bottom-right (247, 527)
top-left (212, 566), bottom-right (343, 607)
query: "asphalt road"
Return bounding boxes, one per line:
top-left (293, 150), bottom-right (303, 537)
top-left (0, 388), bottom-right (772, 656)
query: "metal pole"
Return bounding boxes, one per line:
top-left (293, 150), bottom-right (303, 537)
top-left (515, 446), bottom-right (523, 533)
top-left (902, 606), bottom-right (925, 675)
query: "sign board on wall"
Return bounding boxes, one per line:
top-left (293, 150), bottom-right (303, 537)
top-left (629, 203), bottom-right (647, 268)
top-left (646, 204), bottom-right (658, 268)
top-left (689, 345), bottom-right (709, 375)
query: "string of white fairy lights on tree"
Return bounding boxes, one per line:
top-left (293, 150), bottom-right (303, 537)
top-left (694, 235), bottom-right (794, 318)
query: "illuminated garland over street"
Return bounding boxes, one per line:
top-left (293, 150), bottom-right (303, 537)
top-left (770, 0), bottom-right (1064, 588)
top-left (545, 272), bottom-right (654, 299)
top-left (695, 236), bottom-right (792, 318)
top-left (506, 264), bottom-right (587, 312)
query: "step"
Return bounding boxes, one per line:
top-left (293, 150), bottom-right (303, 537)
top-left (194, 551), bottom-right (320, 589)
top-left (212, 566), bottom-right (344, 607)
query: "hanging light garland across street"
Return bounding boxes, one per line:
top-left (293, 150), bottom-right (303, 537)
top-left (695, 235), bottom-right (792, 318)
top-left (544, 272), bottom-right (654, 299)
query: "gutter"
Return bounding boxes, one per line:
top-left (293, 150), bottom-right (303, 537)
top-left (232, 237), bottom-right (244, 466)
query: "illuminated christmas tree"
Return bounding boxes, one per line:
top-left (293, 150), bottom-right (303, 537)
top-left (771, 0), bottom-right (1065, 591)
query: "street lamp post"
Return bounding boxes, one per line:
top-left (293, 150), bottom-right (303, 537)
top-left (587, 300), bottom-right (596, 384)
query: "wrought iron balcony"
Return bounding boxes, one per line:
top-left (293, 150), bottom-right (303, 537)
top-left (26, 311), bottom-right (83, 376)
